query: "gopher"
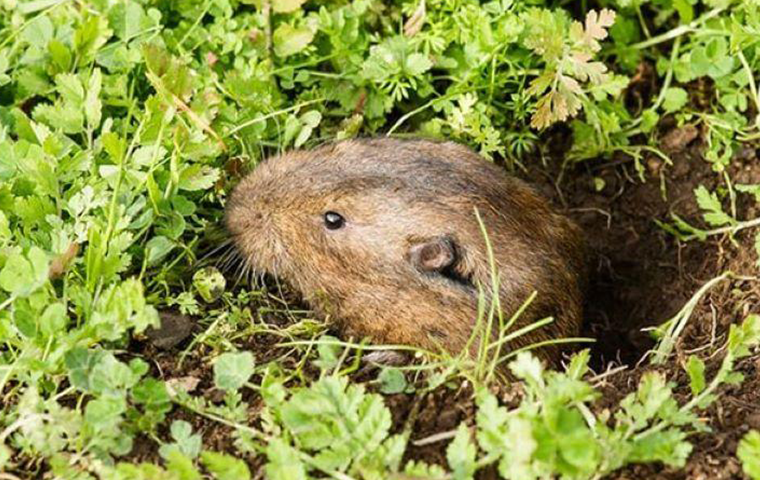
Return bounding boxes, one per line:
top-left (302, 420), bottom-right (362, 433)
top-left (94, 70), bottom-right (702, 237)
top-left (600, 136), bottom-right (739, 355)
top-left (226, 138), bottom-right (586, 364)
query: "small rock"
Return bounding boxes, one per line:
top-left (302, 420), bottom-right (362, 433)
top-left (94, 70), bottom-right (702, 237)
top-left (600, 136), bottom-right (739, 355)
top-left (660, 124), bottom-right (699, 153)
top-left (736, 145), bottom-right (756, 161)
top-left (205, 387), bottom-right (227, 403)
top-left (646, 157), bottom-right (663, 176)
top-left (146, 311), bottom-right (194, 349)
top-left (747, 411), bottom-right (760, 430)
top-left (363, 350), bottom-right (410, 367)
top-left (437, 407), bottom-right (460, 430)
top-left (166, 376), bottom-right (201, 396)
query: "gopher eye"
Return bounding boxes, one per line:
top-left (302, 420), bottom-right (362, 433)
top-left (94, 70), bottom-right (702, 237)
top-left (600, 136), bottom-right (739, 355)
top-left (323, 211), bottom-right (345, 230)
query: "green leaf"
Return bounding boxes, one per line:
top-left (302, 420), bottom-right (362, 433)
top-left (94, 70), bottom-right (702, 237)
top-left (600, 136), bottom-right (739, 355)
top-left (89, 278), bottom-right (159, 337)
top-left (565, 349), bottom-right (590, 380)
top-left (313, 335), bottom-right (341, 372)
top-left (57, 73), bottom-right (84, 104)
top-left (108, 2), bottom-right (146, 40)
top-left (629, 428), bottom-right (692, 467)
top-left (21, 14), bottom-right (53, 48)
top-left (261, 365), bottom-right (288, 408)
top-left (143, 44), bottom-right (194, 99)
top-left (694, 186), bottom-right (734, 227)
top-left (739, 430), bottom-right (760, 480)
top-left (293, 110), bottom-right (322, 148)
top-left (0, 255), bottom-right (34, 295)
top-left (673, 0), bottom-right (694, 23)
top-left (273, 24), bottom-right (315, 57)
top-left (662, 87), bottom-right (688, 113)
top-left (178, 165), bottom-right (220, 191)
top-left (65, 348), bottom-right (106, 392)
top-left (66, 349), bottom-right (144, 397)
top-left (33, 103), bottom-right (84, 134)
top-left (201, 452), bottom-right (251, 480)
top-left (272, 0), bottom-right (307, 13)
top-left (728, 315), bottom-right (760, 358)
top-left (265, 438), bottom-right (308, 480)
top-left (145, 236), bottom-right (174, 266)
top-left (0, 211), bottom-right (10, 240)
top-left (640, 109), bottom-right (660, 133)
top-left (39, 302), bottom-right (68, 336)
top-left (165, 450), bottom-right (202, 480)
top-left (0, 444), bottom-right (9, 471)
top-left (74, 14), bottom-right (112, 65)
top-left (447, 424), bottom-right (476, 480)
top-left (690, 37), bottom-right (735, 80)
top-left (85, 69), bottom-right (103, 129)
top-left (278, 376), bottom-right (392, 470)
top-left (405, 53), bottom-right (433, 76)
top-left (192, 267), bottom-right (226, 303)
top-left (404, 461), bottom-right (447, 478)
top-left (132, 377), bottom-right (172, 422)
top-left (301, 110), bottom-right (322, 128)
top-left (213, 352), bottom-right (255, 391)
top-left (0, 247), bottom-right (48, 297)
top-left (685, 355), bottom-right (706, 395)
top-left (377, 367), bottom-right (407, 394)
top-left (159, 421), bottom-right (202, 460)
top-left (509, 351), bottom-right (545, 389)
top-left (85, 395), bottom-right (127, 429)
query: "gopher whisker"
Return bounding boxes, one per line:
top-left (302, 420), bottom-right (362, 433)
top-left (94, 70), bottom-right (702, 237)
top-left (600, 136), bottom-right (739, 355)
top-left (198, 237), bottom-right (235, 266)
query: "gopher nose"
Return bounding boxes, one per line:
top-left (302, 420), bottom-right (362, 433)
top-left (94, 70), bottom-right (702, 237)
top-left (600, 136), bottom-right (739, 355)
top-left (230, 207), bottom-right (272, 235)
top-left (250, 211), bottom-right (264, 223)
top-left (226, 204), bottom-right (260, 234)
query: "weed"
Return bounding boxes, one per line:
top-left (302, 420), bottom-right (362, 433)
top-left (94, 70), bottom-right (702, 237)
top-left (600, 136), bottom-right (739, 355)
top-left (739, 430), bottom-right (760, 480)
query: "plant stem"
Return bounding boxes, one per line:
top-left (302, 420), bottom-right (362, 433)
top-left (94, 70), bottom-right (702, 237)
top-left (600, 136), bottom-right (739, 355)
top-left (177, 0), bottom-right (212, 52)
top-left (738, 50), bottom-right (760, 127)
top-left (649, 271), bottom-right (731, 364)
top-left (630, 8), bottom-right (724, 51)
top-left (636, 5), bottom-right (652, 39)
top-left (652, 36), bottom-right (681, 111)
top-left (225, 98), bottom-right (326, 137)
top-left (0, 295), bottom-right (14, 312)
top-left (682, 216), bottom-right (760, 242)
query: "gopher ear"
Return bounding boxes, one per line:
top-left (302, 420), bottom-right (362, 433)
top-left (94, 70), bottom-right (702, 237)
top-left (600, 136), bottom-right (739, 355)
top-left (408, 236), bottom-right (457, 273)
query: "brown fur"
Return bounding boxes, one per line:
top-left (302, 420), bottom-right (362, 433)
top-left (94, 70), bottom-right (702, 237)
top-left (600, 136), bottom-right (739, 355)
top-left (226, 138), bottom-right (586, 364)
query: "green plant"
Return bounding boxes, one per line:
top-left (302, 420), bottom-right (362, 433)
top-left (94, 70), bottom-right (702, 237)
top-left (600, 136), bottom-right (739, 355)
top-left (168, 313), bottom-right (758, 480)
top-left (452, 314), bottom-right (759, 479)
top-left (646, 272), bottom-right (731, 364)
top-left (739, 430), bottom-right (760, 480)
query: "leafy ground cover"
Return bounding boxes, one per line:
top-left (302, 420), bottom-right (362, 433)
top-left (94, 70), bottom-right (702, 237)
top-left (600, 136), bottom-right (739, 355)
top-left (1, 0), bottom-right (760, 478)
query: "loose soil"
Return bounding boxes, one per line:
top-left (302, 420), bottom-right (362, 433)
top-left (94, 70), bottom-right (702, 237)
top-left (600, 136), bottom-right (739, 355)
top-left (540, 127), bottom-right (760, 479)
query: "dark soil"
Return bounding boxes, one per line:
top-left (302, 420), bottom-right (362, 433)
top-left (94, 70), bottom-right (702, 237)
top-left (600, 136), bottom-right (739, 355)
top-left (546, 128), bottom-right (760, 479)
